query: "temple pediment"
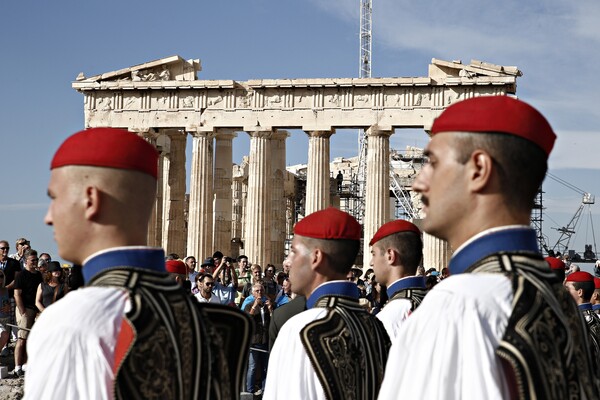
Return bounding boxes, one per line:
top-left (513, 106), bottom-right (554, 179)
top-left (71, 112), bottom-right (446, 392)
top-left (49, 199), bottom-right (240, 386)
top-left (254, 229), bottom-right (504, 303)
top-left (75, 55), bottom-right (201, 83)
top-left (429, 59), bottom-right (522, 81)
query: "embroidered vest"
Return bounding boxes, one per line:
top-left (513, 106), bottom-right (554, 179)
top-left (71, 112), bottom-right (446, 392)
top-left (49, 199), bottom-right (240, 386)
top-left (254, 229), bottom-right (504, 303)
top-left (582, 308), bottom-right (600, 388)
top-left (388, 285), bottom-right (427, 311)
top-left (300, 296), bottom-right (390, 400)
top-left (89, 267), bottom-right (252, 400)
top-left (469, 252), bottom-right (599, 400)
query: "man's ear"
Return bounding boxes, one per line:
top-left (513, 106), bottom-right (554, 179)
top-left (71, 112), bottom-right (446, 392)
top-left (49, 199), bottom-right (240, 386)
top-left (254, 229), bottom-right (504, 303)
top-left (311, 247), bottom-right (325, 271)
top-left (83, 185), bottom-right (101, 221)
top-left (467, 150), bottom-right (494, 192)
top-left (386, 248), bottom-right (397, 265)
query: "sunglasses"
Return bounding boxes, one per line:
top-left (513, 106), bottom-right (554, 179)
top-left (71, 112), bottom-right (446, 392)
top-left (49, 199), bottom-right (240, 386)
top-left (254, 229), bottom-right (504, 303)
top-left (18, 242), bottom-right (29, 246)
top-left (204, 282), bottom-right (214, 286)
top-left (0, 247), bottom-right (8, 250)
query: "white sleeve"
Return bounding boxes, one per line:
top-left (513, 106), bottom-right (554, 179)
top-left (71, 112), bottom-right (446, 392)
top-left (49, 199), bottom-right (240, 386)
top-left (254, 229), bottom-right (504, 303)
top-left (378, 274), bottom-right (513, 400)
top-left (264, 309), bottom-right (328, 400)
top-left (376, 298), bottom-right (412, 343)
top-left (24, 287), bottom-right (129, 400)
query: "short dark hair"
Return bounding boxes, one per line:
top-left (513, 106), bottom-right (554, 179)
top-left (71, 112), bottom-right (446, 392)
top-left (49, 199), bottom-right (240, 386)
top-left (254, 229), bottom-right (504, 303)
top-left (572, 281), bottom-right (595, 302)
top-left (453, 132), bottom-right (547, 212)
top-left (23, 249), bottom-right (38, 259)
top-left (197, 273), bottom-right (214, 283)
top-left (301, 237), bottom-right (360, 275)
top-left (426, 275), bottom-right (439, 290)
top-left (213, 251), bottom-right (223, 259)
top-left (375, 231), bottom-right (423, 275)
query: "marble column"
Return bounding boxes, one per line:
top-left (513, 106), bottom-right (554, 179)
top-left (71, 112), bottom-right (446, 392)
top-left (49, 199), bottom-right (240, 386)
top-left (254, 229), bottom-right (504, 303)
top-left (213, 129), bottom-right (237, 255)
top-left (139, 131), bottom-right (164, 248)
top-left (270, 130), bottom-right (289, 267)
top-left (245, 130), bottom-right (272, 267)
top-left (413, 218), bottom-right (452, 270)
top-left (305, 130), bottom-right (333, 215)
top-left (231, 161), bottom-right (247, 258)
top-left (410, 194), bottom-right (452, 271)
top-left (187, 131), bottom-right (215, 262)
top-left (148, 151), bottom-right (164, 247)
top-left (363, 127), bottom-right (393, 267)
top-left (160, 129), bottom-right (187, 257)
top-left (423, 233), bottom-right (452, 270)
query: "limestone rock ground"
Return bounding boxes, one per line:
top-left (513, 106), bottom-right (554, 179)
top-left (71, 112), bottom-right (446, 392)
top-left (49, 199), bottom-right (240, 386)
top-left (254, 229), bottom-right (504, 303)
top-left (0, 342), bottom-right (24, 400)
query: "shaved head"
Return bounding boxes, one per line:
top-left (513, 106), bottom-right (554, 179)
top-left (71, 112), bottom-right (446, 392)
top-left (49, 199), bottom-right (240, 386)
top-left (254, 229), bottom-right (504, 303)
top-left (45, 165), bottom-right (156, 264)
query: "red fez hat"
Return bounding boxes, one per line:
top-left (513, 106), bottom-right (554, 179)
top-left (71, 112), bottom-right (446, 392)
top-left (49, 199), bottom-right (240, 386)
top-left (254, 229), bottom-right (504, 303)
top-left (165, 260), bottom-right (187, 275)
top-left (566, 271), bottom-right (594, 283)
top-left (369, 220), bottom-right (421, 246)
top-left (544, 256), bottom-right (566, 271)
top-left (431, 96), bottom-right (556, 157)
top-left (594, 277), bottom-right (600, 290)
top-left (51, 127), bottom-right (158, 178)
top-left (294, 207), bottom-right (361, 241)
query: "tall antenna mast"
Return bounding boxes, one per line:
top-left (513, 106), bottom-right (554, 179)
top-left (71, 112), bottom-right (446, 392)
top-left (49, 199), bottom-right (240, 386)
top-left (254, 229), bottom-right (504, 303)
top-left (355, 0), bottom-right (372, 223)
top-left (359, 0), bottom-right (372, 79)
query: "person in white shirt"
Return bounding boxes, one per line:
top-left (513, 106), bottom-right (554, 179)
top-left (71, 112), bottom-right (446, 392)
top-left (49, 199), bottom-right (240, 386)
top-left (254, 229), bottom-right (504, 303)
top-left (195, 273), bottom-right (220, 304)
top-left (379, 96), bottom-right (597, 399)
top-left (264, 207), bottom-right (389, 400)
top-left (24, 127), bottom-right (251, 400)
top-left (368, 219), bottom-right (426, 342)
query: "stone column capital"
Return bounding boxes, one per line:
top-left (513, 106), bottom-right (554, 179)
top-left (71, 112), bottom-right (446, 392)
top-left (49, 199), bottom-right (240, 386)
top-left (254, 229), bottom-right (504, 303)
top-left (215, 128), bottom-right (238, 140)
top-left (271, 129), bottom-right (290, 140)
top-left (305, 129), bottom-right (335, 138)
top-left (247, 130), bottom-right (273, 139)
top-left (128, 127), bottom-right (151, 136)
top-left (130, 129), bottom-right (161, 144)
top-left (188, 130), bottom-right (216, 139)
top-left (366, 126), bottom-right (393, 137)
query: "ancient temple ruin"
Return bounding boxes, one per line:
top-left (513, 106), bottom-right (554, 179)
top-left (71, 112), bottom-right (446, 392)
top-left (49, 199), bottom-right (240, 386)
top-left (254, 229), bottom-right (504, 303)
top-left (72, 55), bottom-right (521, 268)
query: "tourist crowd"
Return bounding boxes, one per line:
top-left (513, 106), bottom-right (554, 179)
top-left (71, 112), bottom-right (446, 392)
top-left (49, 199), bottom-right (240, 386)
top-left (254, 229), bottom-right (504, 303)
top-left (0, 238), bottom-right (83, 377)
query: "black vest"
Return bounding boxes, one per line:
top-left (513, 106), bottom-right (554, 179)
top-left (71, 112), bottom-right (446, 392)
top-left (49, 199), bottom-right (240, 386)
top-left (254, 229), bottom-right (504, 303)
top-left (89, 267), bottom-right (252, 400)
top-left (300, 295), bottom-right (390, 400)
top-left (469, 252), bottom-right (599, 399)
top-left (582, 307), bottom-right (600, 389)
top-left (388, 284), bottom-right (427, 311)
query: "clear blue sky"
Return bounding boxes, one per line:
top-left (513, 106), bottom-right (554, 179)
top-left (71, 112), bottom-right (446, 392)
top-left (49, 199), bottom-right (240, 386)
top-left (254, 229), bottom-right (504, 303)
top-left (1, 0), bottom-right (599, 264)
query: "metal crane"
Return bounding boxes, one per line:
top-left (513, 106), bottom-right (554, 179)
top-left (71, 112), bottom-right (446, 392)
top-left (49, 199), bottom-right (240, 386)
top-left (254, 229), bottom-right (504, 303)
top-left (543, 172), bottom-right (597, 259)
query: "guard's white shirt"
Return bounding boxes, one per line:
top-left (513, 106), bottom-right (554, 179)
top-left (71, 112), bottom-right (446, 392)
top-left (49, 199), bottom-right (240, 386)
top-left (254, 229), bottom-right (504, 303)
top-left (264, 307), bottom-right (330, 400)
top-left (376, 297), bottom-right (412, 343)
top-left (24, 286), bottom-right (129, 400)
top-left (378, 273), bottom-right (513, 400)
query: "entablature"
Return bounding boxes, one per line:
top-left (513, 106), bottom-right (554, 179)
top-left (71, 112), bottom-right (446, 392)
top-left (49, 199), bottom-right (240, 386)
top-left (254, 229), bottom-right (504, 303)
top-left (74, 57), bottom-right (520, 133)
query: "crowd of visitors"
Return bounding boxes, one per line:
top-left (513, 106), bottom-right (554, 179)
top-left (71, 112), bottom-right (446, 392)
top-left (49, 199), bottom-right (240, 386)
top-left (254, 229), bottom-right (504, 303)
top-left (0, 238), bottom-right (82, 376)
